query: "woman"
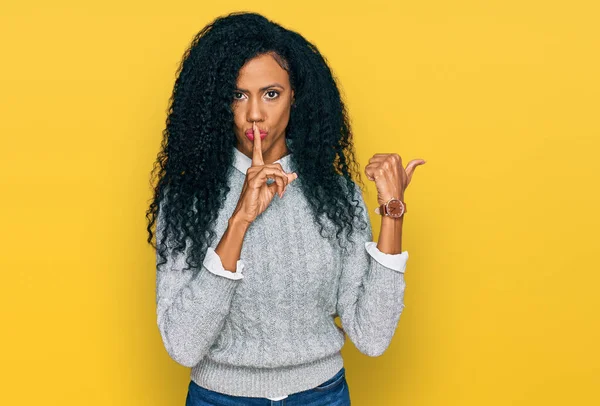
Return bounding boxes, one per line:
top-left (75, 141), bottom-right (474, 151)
top-left (147, 11), bottom-right (425, 405)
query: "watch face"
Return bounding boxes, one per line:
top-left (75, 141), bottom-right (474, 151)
top-left (386, 199), bottom-right (405, 218)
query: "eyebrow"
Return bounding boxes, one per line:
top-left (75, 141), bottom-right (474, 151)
top-left (235, 83), bottom-right (285, 92)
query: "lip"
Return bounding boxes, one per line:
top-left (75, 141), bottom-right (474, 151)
top-left (245, 129), bottom-right (267, 141)
top-left (245, 129), bottom-right (268, 135)
top-left (245, 132), bottom-right (267, 141)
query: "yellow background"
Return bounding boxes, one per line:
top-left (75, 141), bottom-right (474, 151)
top-left (1, 1), bottom-right (598, 405)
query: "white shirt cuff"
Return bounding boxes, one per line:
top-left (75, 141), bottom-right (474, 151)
top-left (203, 246), bottom-right (245, 280)
top-left (365, 241), bottom-right (409, 273)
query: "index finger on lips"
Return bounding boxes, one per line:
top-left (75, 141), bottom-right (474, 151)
top-left (251, 121), bottom-right (264, 166)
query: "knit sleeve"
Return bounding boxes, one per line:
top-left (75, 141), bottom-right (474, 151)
top-left (335, 184), bottom-right (409, 357)
top-left (155, 202), bottom-right (242, 368)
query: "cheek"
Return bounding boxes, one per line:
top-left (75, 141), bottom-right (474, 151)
top-left (275, 103), bottom-right (292, 123)
top-left (232, 108), bottom-right (244, 127)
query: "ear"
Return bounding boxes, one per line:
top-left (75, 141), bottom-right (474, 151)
top-left (291, 89), bottom-right (295, 104)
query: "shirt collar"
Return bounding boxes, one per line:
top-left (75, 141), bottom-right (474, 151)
top-left (231, 146), bottom-right (295, 175)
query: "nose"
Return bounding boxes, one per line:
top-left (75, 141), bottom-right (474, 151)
top-left (246, 95), bottom-right (264, 124)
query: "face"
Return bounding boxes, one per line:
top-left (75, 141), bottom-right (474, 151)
top-left (231, 52), bottom-right (295, 164)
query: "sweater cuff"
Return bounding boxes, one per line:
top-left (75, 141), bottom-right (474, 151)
top-left (365, 241), bottom-right (409, 273)
top-left (203, 246), bottom-right (245, 280)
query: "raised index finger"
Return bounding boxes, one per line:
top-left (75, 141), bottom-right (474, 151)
top-left (251, 121), bottom-right (264, 166)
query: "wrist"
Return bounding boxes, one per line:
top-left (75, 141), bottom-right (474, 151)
top-left (381, 215), bottom-right (404, 225)
top-left (376, 195), bottom-right (407, 219)
top-left (378, 193), bottom-right (404, 206)
top-left (229, 213), bottom-right (251, 232)
top-left (381, 215), bottom-right (404, 237)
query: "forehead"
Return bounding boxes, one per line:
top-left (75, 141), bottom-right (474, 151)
top-left (236, 53), bottom-right (290, 87)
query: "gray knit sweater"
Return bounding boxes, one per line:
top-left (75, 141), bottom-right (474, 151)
top-left (155, 148), bottom-right (409, 398)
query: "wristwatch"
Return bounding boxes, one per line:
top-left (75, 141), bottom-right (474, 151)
top-left (374, 197), bottom-right (406, 218)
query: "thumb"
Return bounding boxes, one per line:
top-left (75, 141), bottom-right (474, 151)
top-left (287, 172), bottom-right (299, 183)
top-left (405, 159), bottom-right (426, 186)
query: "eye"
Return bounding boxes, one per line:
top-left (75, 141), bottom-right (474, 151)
top-left (265, 90), bottom-right (280, 99)
top-left (233, 92), bottom-right (245, 101)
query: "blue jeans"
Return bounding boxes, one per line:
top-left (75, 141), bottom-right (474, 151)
top-left (185, 367), bottom-right (351, 405)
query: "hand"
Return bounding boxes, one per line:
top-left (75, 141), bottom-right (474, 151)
top-left (231, 121), bottom-right (299, 225)
top-left (364, 153), bottom-right (426, 205)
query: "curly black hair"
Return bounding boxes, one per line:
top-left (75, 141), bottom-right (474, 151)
top-left (146, 11), bottom-right (369, 273)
